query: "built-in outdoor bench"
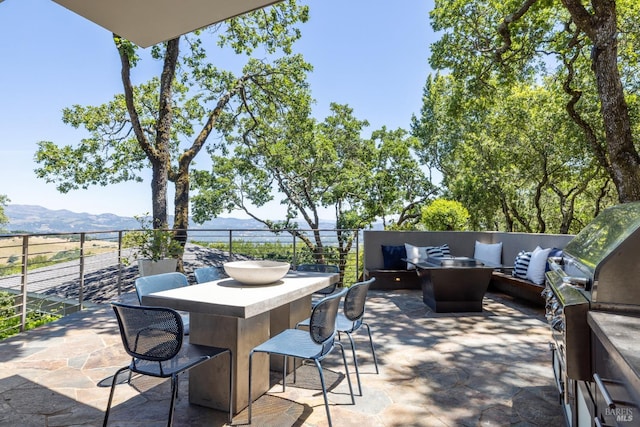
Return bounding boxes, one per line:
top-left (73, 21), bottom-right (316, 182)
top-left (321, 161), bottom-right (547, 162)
top-left (363, 230), bottom-right (574, 306)
top-left (361, 268), bottom-right (421, 290)
top-left (490, 269), bottom-right (546, 305)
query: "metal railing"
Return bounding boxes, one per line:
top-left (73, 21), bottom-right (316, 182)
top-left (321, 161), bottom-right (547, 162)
top-left (0, 228), bottom-right (361, 337)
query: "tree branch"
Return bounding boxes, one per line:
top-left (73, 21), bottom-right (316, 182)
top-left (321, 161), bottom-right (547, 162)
top-left (560, 0), bottom-right (597, 39)
top-left (495, 0), bottom-right (540, 61)
top-left (114, 35), bottom-right (154, 158)
top-left (157, 38), bottom-right (180, 169)
top-left (560, 26), bottom-right (612, 176)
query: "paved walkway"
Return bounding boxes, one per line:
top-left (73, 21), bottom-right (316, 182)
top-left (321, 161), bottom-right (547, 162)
top-left (0, 290), bottom-right (564, 427)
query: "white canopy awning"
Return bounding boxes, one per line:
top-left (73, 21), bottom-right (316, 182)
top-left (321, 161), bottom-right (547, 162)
top-left (51, 0), bottom-right (283, 48)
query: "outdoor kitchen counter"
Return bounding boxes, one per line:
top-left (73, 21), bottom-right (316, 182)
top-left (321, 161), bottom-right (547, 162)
top-left (587, 311), bottom-right (640, 422)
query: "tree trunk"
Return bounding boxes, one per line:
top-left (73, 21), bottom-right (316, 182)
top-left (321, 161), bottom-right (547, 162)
top-left (173, 167), bottom-right (190, 242)
top-left (172, 166), bottom-right (189, 272)
top-left (151, 157), bottom-right (169, 229)
top-left (591, 33), bottom-right (640, 202)
top-left (115, 35), bottom-right (179, 228)
top-left (562, 0), bottom-right (640, 202)
top-left (153, 38), bottom-right (180, 228)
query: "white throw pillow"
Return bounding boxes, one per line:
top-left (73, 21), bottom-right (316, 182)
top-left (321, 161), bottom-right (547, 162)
top-left (473, 241), bottom-right (502, 266)
top-left (526, 246), bottom-right (552, 285)
top-left (404, 243), bottom-right (427, 270)
top-left (404, 243), bottom-right (429, 269)
top-left (405, 243), bottom-right (452, 269)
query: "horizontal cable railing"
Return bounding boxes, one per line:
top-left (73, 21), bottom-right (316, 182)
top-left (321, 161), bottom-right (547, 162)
top-left (0, 228), bottom-right (361, 338)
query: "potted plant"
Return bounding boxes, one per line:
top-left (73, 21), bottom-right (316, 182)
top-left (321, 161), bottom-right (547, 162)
top-left (126, 215), bottom-right (183, 276)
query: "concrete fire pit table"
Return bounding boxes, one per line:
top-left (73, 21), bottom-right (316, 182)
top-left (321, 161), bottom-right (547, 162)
top-left (408, 256), bottom-right (496, 313)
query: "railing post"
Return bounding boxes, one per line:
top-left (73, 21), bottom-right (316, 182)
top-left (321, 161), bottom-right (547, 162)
top-left (292, 234), bottom-right (297, 268)
top-left (19, 235), bottom-right (29, 332)
top-left (0, 227), bottom-right (366, 331)
top-left (78, 233), bottom-right (85, 310)
top-left (117, 230), bottom-right (123, 295)
top-left (355, 229), bottom-right (360, 283)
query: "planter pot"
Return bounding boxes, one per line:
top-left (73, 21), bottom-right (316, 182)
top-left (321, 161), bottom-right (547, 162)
top-left (137, 258), bottom-right (178, 277)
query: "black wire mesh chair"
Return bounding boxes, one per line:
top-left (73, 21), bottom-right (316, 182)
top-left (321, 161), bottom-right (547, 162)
top-left (104, 302), bottom-right (233, 427)
top-left (297, 277), bottom-right (379, 396)
top-left (193, 266), bottom-right (221, 284)
top-left (296, 263), bottom-right (340, 304)
top-left (134, 272), bottom-right (190, 334)
top-left (248, 288), bottom-right (354, 427)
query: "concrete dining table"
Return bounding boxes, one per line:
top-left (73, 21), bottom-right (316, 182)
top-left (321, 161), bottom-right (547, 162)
top-left (141, 270), bottom-right (340, 414)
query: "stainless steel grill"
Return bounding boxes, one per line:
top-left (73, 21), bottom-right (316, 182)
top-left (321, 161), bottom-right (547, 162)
top-left (545, 202), bottom-right (640, 378)
top-left (543, 202), bottom-right (640, 426)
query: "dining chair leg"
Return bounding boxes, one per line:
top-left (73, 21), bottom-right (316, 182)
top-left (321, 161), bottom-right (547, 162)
top-left (282, 355), bottom-right (288, 392)
top-left (345, 332), bottom-right (363, 396)
top-left (103, 366), bottom-right (129, 427)
top-left (363, 322), bottom-right (380, 374)
top-left (227, 350), bottom-right (234, 424)
top-left (336, 341), bottom-right (356, 405)
top-left (167, 374), bottom-right (179, 427)
top-left (314, 359), bottom-right (333, 427)
top-left (248, 350), bottom-right (254, 424)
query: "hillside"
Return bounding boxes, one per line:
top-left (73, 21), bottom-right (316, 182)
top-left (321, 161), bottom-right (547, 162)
top-left (2, 204), bottom-right (342, 233)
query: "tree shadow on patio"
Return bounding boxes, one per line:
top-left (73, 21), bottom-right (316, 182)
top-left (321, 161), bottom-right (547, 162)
top-left (0, 375), bottom-right (104, 425)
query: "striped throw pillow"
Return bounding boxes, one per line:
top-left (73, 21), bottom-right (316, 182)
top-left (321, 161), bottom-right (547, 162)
top-left (425, 244), bottom-right (451, 258)
top-left (513, 251), bottom-right (532, 279)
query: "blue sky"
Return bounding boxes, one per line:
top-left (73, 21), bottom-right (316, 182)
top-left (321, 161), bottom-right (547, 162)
top-left (0, 0), bottom-right (437, 219)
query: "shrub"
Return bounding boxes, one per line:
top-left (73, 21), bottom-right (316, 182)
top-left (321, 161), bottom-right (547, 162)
top-left (421, 199), bottom-right (470, 231)
top-left (124, 216), bottom-right (183, 262)
top-left (0, 291), bottom-right (61, 340)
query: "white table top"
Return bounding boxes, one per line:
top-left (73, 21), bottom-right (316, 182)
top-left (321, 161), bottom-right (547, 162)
top-left (141, 271), bottom-right (339, 318)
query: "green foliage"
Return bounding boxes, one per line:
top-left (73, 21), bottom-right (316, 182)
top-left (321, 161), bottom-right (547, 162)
top-left (2, 250), bottom-right (87, 276)
top-left (384, 221), bottom-right (420, 231)
top-left (28, 255), bottom-right (51, 269)
top-left (0, 250), bottom-right (93, 277)
top-left (0, 195), bottom-right (9, 228)
top-left (430, 0), bottom-right (558, 91)
top-left (192, 239), bottom-right (360, 285)
top-left (0, 292), bottom-right (13, 318)
top-left (33, 1), bottom-right (311, 230)
top-left (427, 0), bottom-right (640, 205)
top-left (217, 0), bottom-right (309, 55)
top-left (50, 249), bottom-right (81, 261)
top-left (420, 199), bottom-right (470, 231)
top-left (368, 127), bottom-right (438, 229)
top-left (192, 98), bottom-right (436, 268)
top-left (0, 291), bottom-right (61, 340)
top-left (412, 72), bottom-right (614, 233)
top-left (192, 102), bottom-right (377, 269)
top-left (124, 216), bottom-right (183, 262)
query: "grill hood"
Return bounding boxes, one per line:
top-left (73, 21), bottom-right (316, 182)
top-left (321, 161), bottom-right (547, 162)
top-left (561, 202), bottom-right (640, 306)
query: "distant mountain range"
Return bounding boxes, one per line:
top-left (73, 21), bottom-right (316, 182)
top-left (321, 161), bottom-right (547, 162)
top-left (3, 204), bottom-right (344, 233)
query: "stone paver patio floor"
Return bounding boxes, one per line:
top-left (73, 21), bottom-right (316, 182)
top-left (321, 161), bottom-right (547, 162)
top-left (0, 289), bottom-right (564, 426)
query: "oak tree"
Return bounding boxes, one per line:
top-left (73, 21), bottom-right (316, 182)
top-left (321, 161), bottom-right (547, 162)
top-left (191, 101), bottom-right (437, 269)
top-left (34, 0), bottom-right (310, 240)
top-left (429, 0), bottom-right (640, 203)
top-left (412, 73), bottom-right (614, 233)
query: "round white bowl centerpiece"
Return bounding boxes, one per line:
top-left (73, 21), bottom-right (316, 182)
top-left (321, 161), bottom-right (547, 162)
top-left (223, 260), bottom-right (291, 285)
